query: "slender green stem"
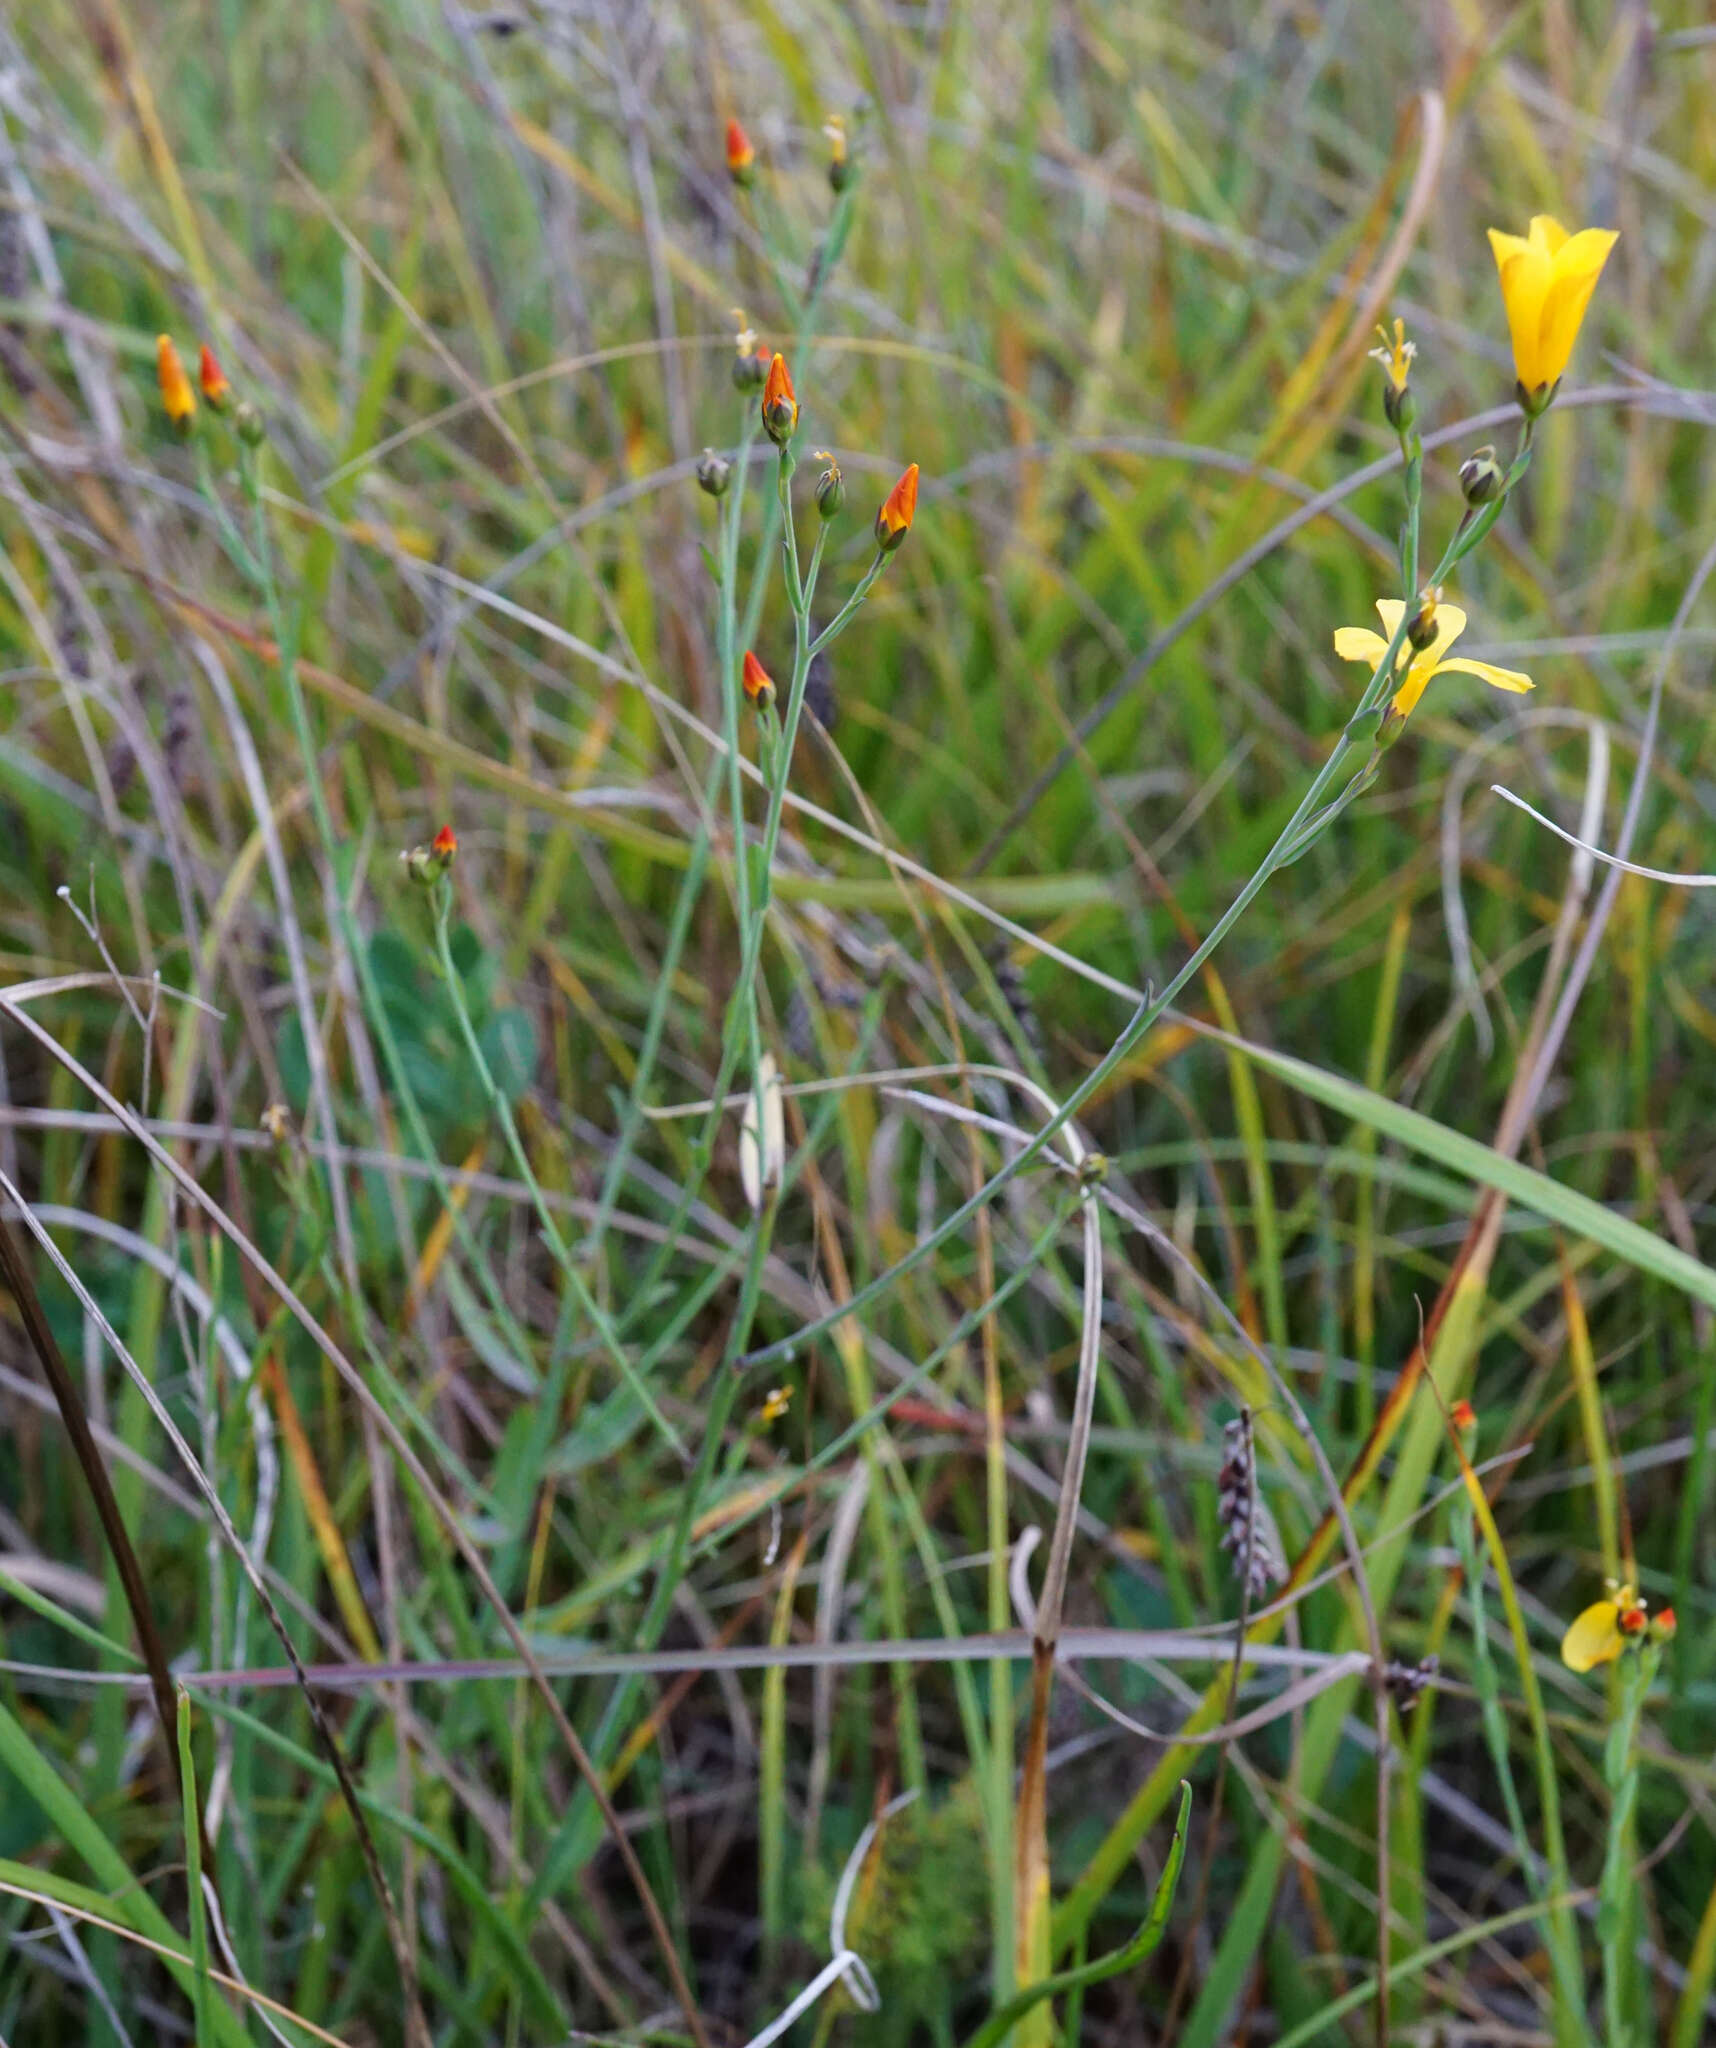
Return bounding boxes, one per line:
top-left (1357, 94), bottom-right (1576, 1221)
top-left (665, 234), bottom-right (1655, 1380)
top-left (962, 1783), bottom-right (1192, 2048)
top-left (429, 886), bottom-right (687, 1461)
top-left (1600, 1645), bottom-right (1658, 2048)
top-left (742, 432), bottom-right (1539, 1373)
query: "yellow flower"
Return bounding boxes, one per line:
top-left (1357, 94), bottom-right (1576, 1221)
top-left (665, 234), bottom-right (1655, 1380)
top-left (760, 1385), bottom-right (792, 1424)
top-left (1486, 215), bottom-right (1618, 409)
top-left (1561, 1581), bottom-right (1647, 1673)
top-left (1334, 598), bottom-right (1533, 722)
top-left (1368, 317), bottom-right (1415, 395)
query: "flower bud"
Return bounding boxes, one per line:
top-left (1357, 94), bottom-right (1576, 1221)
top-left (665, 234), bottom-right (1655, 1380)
top-left (874, 461), bottom-right (918, 552)
top-left (1368, 318), bottom-right (1416, 432)
top-left (1459, 445), bottom-right (1504, 506)
top-left (732, 344), bottom-right (769, 391)
top-left (402, 824), bottom-right (458, 885)
top-left (156, 334), bottom-right (196, 435)
top-left (1619, 1603), bottom-right (1648, 1638)
top-left (760, 1385), bottom-right (792, 1423)
top-left (742, 649), bottom-right (775, 711)
top-left (824, 114), bottom-right (853, 193)
top-left (760, 352), bottom-right (798, 443)
top-left (1449, 1398), bottom-right (1477, 1431)
top-left (1405, 586), bottom-right (1441, 652)
top-left (1651, 1607), bottom-right (1678, 1644)
top-left (198, 343), bottom-right (231, 412)
top-left (1375, 699), bottom-right (1409, 750)
top-left (812, 450), bottom-right (844, 519)
top-left (697, 447), bottom-right (732, 498)
top-left (726, 117), bottom-right (755, 187)
top-left (235, 400), bottom-right (266, 447)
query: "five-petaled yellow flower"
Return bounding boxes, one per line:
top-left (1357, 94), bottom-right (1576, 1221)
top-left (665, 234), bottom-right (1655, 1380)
top-left (1486, 215), bottom-right (1618, 410)
top-left (1335, 598), bottom-right (1533, 722)
top-left (1561, 1580), bottom-right (1648, 1673)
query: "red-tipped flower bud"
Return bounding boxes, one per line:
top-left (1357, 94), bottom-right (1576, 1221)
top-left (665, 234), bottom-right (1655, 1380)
top-left (760, 352), bottom-right (798, 444)
top-left (741, 650), bottom-right (775, 710)
top-left (875, 462), bottom-right (918, 552)
top-left (726, 117), bottom-right (755, 187)
top-left (1450, 1399), bottom-right (1476, 1432)
top-left (157, 334), bottom-right (196, 435)
top-left (198, 343), bottom-right (231, 412)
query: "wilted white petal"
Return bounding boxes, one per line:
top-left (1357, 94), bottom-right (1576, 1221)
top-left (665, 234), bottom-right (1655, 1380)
top-left (739, 1053), bottom-right (786, 1211)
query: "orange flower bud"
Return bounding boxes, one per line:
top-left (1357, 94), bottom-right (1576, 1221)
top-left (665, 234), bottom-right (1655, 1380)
top-left (156, 334), bottom-right (196, 435)
top-left (742, 650), bottom-right (775, 708)
top-left (726, 117), bottom-right (755, 186)
top-left (432, 824), bottom-right (458, 860)
top-left (1652, 1607), bottom-right (1678, 1643)
top-left (760, 352), bottom-right (797, 444)
top-left (198, 343), bottom-right (231, 411)
top-left (875, 462), bottom-right (918, 552)
top-left (1619, 1602), bottom-right (1648, 1635)
top-left (1449, 1399), bottom-right (1476, 1431)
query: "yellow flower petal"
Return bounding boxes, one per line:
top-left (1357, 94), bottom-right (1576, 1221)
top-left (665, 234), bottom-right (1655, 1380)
top-left (1373, 598), bottom-right (1407, 636)
top-left (1535, 233), bottom-right (1619, 387)
top-left (1419, 602), bottom-right (1469, 668)
top-left (1500, 246), bottom-right (1554, 389)
top-left (1561, 1599), bottom-right (1624, 1673)
top-left (1334, 627), bottom-right (1389, 665)
top-left (1555, 226), bottom-right (1621, 281)
top-left (1530, 214), bottom-right (1569, 256)
top-left (1389, 659), bottom-right (1435, 720)
top-left (1486, 227), bottom-right (1533, 269)
top-left (1437, 656), bottom-right (1535, 695)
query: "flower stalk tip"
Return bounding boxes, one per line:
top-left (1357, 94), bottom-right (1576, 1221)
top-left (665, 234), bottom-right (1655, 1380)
top-left (760, 352), bottom-right (798, 444)
top-left (824, 113), bottom-right (853, 193)
top-left (742, 650), bottom-right (775, 710)
top-left (198, 343), bottom-right (231, 412)
top-left (1487, 214), bottom-right (1618, 416)
top-left (1458, 446), bottom-right (1504, 507)
top-left (156, 334), bottom-right (196, 435)
top-left (812, 450), bottom-right (844, 520)
top-left (1368, 316), bottom-right (1416, 430)
top-left (403, 825), bottom-right (458, 885)
top-left (875, 461), bottom-right (918, 552)
top-left (1561, 1579), bottom-right (1649, 1672)
top-left (726, 116), bottom-right (755, 186)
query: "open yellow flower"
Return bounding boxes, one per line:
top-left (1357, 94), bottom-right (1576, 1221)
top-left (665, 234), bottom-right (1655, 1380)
top-left (1486, 215), bottom-right (1618, 409)
top-left (1334, 599), bottom-right (1533, 721)
top-left (1561, 1581), bottom-right (1647, 1673)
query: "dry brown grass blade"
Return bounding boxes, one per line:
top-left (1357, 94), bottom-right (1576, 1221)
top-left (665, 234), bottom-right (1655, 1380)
top-left (0, 1211), bottom-right (186, 1809)
top-left (0, 997), bottom-right (712, 2048)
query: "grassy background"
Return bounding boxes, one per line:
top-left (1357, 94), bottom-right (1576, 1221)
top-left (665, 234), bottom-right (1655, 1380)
top-left (3, 2), bottom-right (1716, 2043)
